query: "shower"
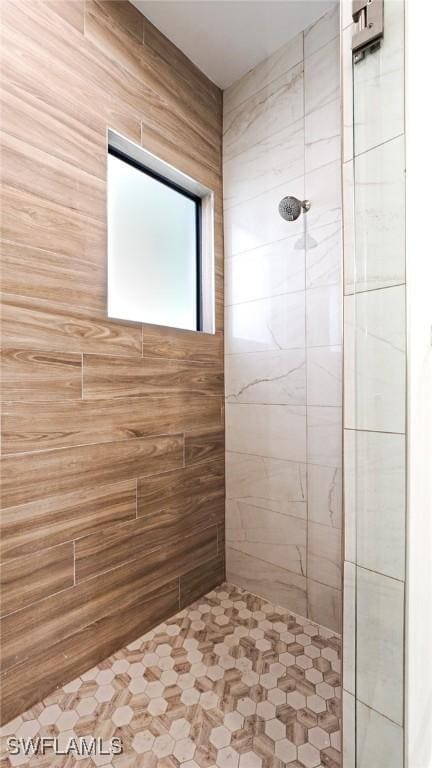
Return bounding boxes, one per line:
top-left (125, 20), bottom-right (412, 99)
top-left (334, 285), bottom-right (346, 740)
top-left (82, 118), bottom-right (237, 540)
top-left (278, 195), bottom-right (311, 221)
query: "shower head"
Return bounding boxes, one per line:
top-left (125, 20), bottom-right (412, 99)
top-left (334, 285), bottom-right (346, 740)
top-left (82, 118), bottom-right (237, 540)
top-left (278, 196), bottom-right (311, 222)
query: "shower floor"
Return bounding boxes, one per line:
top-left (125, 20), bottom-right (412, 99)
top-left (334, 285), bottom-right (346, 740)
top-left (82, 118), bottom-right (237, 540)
top-left (1, 583), bottom-right (341, 768)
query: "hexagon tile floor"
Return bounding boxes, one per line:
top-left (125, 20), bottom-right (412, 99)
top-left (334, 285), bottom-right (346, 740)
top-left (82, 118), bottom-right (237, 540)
top-left (0, 583), bottom-right (341, 768)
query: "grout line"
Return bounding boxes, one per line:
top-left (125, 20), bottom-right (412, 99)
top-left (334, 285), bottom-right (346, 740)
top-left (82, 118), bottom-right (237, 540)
top-left (226, 342), bottom-right (342, 357)
top-left (344, 281), bottom-right (406, 298)
top-left (304, 30), bottom-right (340, 63)
top-left (224, 111), bottom-right (305, 166)
top-left (227, 544), bottom-right (342, 596)
top-left (352, 131), bottom-right (405, 161)
top-left (355, 694), bottom-right (405, 729)
top-left (224, 215), bottom-right (342, 261)
top-left (224, 579), bottom-right (341, 637)
top-left (225, 447), bottom-right (342, 473)
top-left (346, 559), bottom-right (406, 584)
top-left (344, 426), bottom-right (406, 436)
top-left (223, 56), bottom-right (304, 120)
top-left (223, 157), bottom-right (341, 214)
top-left (1, 523), bottom-right (220, 619)
top-left (302, 29), bottom-right (311, 620)
top-left (224, 216), bottom-right (342, 259)
top-left (226, 400), bottom-right (341, 408)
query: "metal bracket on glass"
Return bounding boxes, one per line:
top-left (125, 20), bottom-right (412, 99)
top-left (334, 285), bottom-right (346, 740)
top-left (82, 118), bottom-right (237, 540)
top-left (352, 0), bottom-right (384, 63)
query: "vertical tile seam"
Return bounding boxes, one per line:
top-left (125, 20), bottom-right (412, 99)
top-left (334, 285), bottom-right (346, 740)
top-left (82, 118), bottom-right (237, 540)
top-left (302, 28), bottom-right (310, 620)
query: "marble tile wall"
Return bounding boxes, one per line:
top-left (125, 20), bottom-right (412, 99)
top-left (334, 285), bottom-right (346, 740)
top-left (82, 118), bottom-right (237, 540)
top-left (223, 3), bottom-right (343, 633)
top-left (341, 0), bottom-right (406, 764)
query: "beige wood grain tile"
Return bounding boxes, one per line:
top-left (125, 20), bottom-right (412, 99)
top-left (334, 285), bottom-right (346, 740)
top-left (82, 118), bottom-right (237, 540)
top-left (185, 427), bottom-right (225, 466)
top-left (0, 240), bottom-right (106, 313)
top-left (2, 395), bottom-right (222, 454)
top-left (1, 132), bottom-right (106, 222)
top-left (0, 81), bottom-right (106, 179)
top-left (83, 354), bottom-right (224, 399)
top-left (75, 513), bottom-right (218, 582)
top-left (0, 577), bottom-right (179, 723)
top-left (46, 0), bottom-right (85, 32)
top-left (137, 457), bottom-right (224, 518)
top-left (1, 347), bottom-right (82, 402)
top-left (143, 15), bottom-right (221, 112)
top-left (0, 526), bottom-right (216, 672)
top-left (1, 16), bottom-right (141, 143)
top-left (94, 0), bottom-right (143, 42)
top-left (144, 17), bottom-right (222, 119)
top-left (1, 1), bottom-right (146, 125)
top-left (1, 187), bottom-right (106, 268)
top-left (84, 0), bottom-right (221, 144)
top-left (0, 542), bottom-right (74, 617)
top-left (1, 434), bottom-right (183, 509)
top-left (142, 326), bottom-right (224, 364)
top-left (179, 556), bottom-right (225, 608)
top-left (1, 294), bottom-right (142, 356)
top-left (140, 120), bottom-right (221, 193)
top-left (0, 0), bottom-right (224, 722)
top-left (0, 480), bottom-right (137, 562)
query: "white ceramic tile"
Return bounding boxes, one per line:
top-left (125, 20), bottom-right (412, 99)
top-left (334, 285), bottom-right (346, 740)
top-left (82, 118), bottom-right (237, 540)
top-left (226, 349), bottom-right (306, 405)
top-left (308, 464), bottom-right (341, 529)
top-left (304, 36), bottom-right (340, 115)
top-left (356, 567), bottom-right (404, 725)
top-left (342, 25), bottom-right (354, 163)
top-left (224, 174), bottom-right (305, 257)
top-left (344, 286), bottom-right (406, 433)
top-left (342, 159), bottom-right (355, 295)
top-left (307, 345), bottom-right (342, 406)
top-left (226, 403), bottom-right (306, 462)
top-left (225, 291), bottom-right (305, 355)
top-left (223, 118), bottom-right (304, 208)
top-left (307, 578), bottom-right (341, 633)
top-left (226, 547), bottom-right (307, 616)
top-left (343, 429), bottom-right (356, 564)
top-left (223, 33), bottom-right (303, 116)
top-left (344, 430), bottom-right (406, 581)
top-left (346, 136), bottom-right (406, 293)
top-left (305, 97), bottom-right (341, 174)
top-left (226, 451), bottom-right (307, 513)
top-left (357, 701), bottom-right (404, 768)
top-left (353, 0), bottom-right (405, 155)
top-left (306, 220), bottom-right (342, 289)
top-left (305, 160), bottom-right (341, 231)
top-left (224, 63), bottom-right (304, 161)
top-left (307, 522), bottom-right (342, 589)
top-left (225, 234), bottom-right (305, 306)
top-left (304, 2), bottom-right (339, 59)
top-left (343, 562), bottom-right (356, 695)
top-left (342, 691), bottom-right (356, 768)
top-left (227, 501), bottom-right (307, 576)
top-left (306, 284), bottom-right (342, 347)
top-left (305, 222), bottom-right (342, 288)
top-left (307, 406), bottom-right (342, 468)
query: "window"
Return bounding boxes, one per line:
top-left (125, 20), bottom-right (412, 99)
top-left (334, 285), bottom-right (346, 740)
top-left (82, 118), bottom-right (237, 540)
top-left (107, 131), bottom-right (214, 333)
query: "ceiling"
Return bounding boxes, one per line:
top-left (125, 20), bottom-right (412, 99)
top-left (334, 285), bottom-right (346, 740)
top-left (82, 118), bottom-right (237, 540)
top-left (131, 0), bottom-right (335, 89)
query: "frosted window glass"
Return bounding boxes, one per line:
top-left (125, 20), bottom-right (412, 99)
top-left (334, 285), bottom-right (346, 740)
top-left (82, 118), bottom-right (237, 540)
top-left (108, 153), bottom-right (199, 331)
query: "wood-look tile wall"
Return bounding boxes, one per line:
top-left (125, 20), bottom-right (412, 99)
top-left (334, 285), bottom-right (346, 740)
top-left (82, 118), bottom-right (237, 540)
top-left (0, 0), bottom-right (224, 724)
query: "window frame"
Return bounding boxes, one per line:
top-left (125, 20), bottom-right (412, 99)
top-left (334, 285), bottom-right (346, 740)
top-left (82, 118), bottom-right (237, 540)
top-left (107, 144), bottom-right (203, 333)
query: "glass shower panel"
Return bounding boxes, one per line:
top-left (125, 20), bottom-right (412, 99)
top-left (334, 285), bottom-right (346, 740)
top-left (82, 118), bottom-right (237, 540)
top-left (342, 0), bottom-right (406, 765)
